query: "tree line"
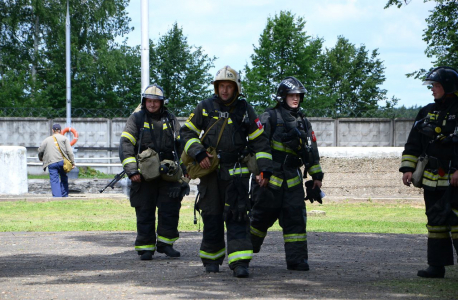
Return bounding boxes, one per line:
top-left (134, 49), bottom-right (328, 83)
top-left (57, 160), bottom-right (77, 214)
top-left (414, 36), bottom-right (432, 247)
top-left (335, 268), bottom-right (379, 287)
top-left (1, 0), bottom-right (456, 118)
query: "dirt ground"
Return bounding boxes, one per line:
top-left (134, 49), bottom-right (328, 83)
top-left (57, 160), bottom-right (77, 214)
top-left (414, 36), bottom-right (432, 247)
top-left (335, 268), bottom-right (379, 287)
top-left (0, 230), bottom-right (456, 300)
top-left (1, 157), bottom-right (456, 299)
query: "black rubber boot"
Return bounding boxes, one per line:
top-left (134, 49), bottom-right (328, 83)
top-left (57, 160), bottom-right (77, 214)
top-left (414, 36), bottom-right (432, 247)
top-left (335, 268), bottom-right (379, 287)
top-left (205, 263), bottom-right (219, 273)
top-left (233, 266), bottom-right (249, 278)
top-left (417, 265), bottom-right (445, 278)
top-left (157, 245), bottom-right (181, 257)
top-left (139, 251), bottom-right (153, 261)
top-left (287, 260), bottom-right (310, 271)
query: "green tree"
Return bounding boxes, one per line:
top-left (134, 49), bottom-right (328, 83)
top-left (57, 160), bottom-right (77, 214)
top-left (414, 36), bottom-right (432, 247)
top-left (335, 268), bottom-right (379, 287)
top-left (314, 36), bottom-right (394, 117)
top-left (0, 0), bottom-right (138, 112)
top-left (385, 0), bottom-right (458, 78)
top-left (243, 11), bottom-right (323, 113)
top-left (149, 23), bottom-right (216, 116)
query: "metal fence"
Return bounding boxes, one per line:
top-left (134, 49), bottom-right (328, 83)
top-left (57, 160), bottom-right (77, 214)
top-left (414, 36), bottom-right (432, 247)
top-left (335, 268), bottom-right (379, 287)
top-left (0, 106), bottom-right (421, 119)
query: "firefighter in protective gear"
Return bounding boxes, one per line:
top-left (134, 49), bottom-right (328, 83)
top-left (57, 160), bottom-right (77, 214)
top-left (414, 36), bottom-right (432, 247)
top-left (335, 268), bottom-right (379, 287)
top-left (250, 76), bottom-right (324, 271)
top-left (400, 66), bottom-right (458, 278)
top-left (180, 66), bottom-right (273, 278)
top-left (119, 84), bottom-right (189, 261)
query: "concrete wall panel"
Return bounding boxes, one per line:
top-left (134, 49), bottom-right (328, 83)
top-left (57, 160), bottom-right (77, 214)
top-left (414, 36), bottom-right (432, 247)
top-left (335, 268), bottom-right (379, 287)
top-left (0, 117), bottom-right (417, 175)
top-left (394, 119), bottom-right (414, 147)
top-left (308, 118), bottom-right (335, 147)
top-left (338, 118), bottom-right (392, 147)
top-left (0, 118), bottom-right (49, 147)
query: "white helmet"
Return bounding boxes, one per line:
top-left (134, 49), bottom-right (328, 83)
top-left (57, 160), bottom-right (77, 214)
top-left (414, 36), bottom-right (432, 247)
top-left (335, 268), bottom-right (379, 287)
top-left (141, 84), bottom-right (168, 105)
top-left (211, 65), bottom-right (241, 96)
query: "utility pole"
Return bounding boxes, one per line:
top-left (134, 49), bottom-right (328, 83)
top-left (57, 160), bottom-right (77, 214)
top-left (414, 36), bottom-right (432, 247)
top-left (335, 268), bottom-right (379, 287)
top-left (140, 0), bottom-right (150, 95)
top-left (65, 0), bottom-right (71, 131)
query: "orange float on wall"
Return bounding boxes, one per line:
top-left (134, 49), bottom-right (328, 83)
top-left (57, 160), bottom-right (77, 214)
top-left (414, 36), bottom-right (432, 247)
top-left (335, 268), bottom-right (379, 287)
top-left (62, 127), bottom-right (79, 146)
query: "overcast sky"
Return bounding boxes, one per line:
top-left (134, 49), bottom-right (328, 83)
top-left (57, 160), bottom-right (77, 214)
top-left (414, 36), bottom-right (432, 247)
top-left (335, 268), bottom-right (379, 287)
top-left (120, 0), bottom-right (437, 108)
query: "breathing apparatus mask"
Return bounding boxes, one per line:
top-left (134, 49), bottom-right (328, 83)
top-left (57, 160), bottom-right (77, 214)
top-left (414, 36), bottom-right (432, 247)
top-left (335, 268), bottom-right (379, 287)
top-left (159, 159), bottom-right (183, 182)
top-left (415, 113), bottom-right (458, 144)
top-left (414, 116), bottom-right (439, 139)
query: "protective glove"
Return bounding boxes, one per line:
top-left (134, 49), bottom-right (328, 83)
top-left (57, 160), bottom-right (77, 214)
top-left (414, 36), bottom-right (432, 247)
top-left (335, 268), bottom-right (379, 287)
top-left (224, 177), bottom-right (249, 222)
top-left (304, 180), bottom-right (323, 204)
top-left (168, 185), bottom-right (181, 199)
top-left (179, 180), bottom-right (190, 198)
top-left (168, 179), bottom-right (191, 199)
top-left (426, 187), bottom-right (453, 225)
top-left (234, 177), bottom-right (250, 222)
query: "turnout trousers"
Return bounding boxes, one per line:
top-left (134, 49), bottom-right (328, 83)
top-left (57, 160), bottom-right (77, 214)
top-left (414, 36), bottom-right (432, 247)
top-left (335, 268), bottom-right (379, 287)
top-left (250, 179), bottom-right (308, 266)
top-left (424, 189), bottom-right (458, 266)
top-left (130, 178), bottom-right (182, 253)
top-left (197, 171), bottom-right (253, 270)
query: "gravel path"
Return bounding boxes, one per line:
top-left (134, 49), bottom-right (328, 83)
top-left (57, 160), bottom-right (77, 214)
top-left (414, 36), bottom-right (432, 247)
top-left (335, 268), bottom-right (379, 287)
top-left (0, 230), bottom-right (450, 300)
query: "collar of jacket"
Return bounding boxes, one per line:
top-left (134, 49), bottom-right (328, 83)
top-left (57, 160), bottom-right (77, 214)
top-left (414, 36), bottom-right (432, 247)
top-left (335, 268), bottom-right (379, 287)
top-left (214, 94), bottom-right (238, 107)
top-left (281, 102), bottom-right (300, 115)
top-left (434, 94), bottom-right (458, 109)
top-left (142, 106), bottom-right (167, 120)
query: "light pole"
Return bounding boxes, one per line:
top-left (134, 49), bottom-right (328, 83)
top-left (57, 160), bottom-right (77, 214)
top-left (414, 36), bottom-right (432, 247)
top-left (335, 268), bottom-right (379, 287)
top-left (141, 0), bottom-right (150, 95)
top-left (65, 0), bottom-right (71, 131)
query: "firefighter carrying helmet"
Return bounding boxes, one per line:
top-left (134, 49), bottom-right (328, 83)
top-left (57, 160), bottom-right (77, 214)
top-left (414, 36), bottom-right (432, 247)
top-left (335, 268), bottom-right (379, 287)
top-left (211, 65), bottom-right (241, 96)
top-left (423, 66), bottom-right (458, 95)
top-left (275, 76), bottom-right (307, 103)
top-left (141, 84), bottom-right (169, 106)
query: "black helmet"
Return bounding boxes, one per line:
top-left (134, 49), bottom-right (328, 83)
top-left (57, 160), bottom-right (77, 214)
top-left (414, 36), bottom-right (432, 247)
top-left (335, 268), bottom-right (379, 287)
top-left (275, 76), bottom-right (307, 103)
top-left (141, 84), bottom-right (169, 106)
top-left (423, 66), bottom-right (458, 94)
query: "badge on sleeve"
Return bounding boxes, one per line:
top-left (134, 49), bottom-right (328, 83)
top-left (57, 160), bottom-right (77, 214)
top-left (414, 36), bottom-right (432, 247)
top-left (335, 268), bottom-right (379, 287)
top-left (311, 131), bottom-right (317, 142)
top-left (255, 118), bottom-right (263, 130)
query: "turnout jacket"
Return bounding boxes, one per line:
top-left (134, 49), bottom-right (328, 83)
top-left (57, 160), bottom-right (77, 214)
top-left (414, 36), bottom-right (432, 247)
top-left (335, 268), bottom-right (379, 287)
top-left (400, 96), bottom-right (458, 190)
top-left (181, 95), bottom-right (272, 180)
top-left (119, 108), bottom-right (182, 177)
top-left (261, 106), bottom-right (323, 190)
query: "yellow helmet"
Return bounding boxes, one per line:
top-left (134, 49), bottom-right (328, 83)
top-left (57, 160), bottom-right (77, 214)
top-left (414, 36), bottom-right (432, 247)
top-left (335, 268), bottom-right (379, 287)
top-left (211, 65), bottom-right (241, 96)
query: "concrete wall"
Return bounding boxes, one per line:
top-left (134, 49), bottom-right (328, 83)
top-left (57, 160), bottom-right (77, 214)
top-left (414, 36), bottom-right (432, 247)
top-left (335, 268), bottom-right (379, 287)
top-left (0, 117), bottom-right (414, 174)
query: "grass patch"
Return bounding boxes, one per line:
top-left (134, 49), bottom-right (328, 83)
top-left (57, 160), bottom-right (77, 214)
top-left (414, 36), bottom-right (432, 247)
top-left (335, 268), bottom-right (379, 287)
top-left (28, 167), bottom-right (117, 180)
top-left (304, 201), bottom-right (426, 234)
top-left (260, 201), bottom-right (426, 234)
top-left (376, 267), bottom-right (458, 300)
top-left (0, 198), bottom-right (426, 234)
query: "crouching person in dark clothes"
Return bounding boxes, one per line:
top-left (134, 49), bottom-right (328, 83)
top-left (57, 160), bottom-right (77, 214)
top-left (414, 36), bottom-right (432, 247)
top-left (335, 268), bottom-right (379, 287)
top-left (119, 84), bottom-right (189, 260)
top-left (400, 66), bottom-right (458, 278)
top-left (180, 66), bottom-right (272, 277)
top-left (250, 77), bottom-right (324, 271)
